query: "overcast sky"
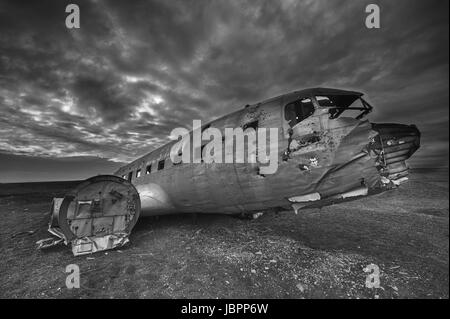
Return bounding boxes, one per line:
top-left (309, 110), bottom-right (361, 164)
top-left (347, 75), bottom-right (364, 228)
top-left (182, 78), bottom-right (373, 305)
top-left (0, 0), bottom-right (448, 182)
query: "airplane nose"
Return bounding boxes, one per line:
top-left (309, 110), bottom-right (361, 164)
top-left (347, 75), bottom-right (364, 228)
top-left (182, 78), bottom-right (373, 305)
top-left (370, 123), bottom-right (421, 186)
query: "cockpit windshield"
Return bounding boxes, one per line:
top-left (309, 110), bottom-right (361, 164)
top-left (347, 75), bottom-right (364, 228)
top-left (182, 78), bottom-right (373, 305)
top-left (315, 95), bottom-right (373, 120)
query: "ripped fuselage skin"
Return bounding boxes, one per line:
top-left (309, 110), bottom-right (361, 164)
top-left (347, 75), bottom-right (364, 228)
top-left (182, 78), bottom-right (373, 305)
top-left (114, 88), bottom-right (421, 216)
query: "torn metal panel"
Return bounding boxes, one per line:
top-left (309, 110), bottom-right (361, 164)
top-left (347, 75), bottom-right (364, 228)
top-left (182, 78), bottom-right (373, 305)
top-left (336, 186), bottom-right (368, 199)
top-left (289, 192), bottom-right (321, 214)
top-left (71, 233), bottom-right (129, 256)
top-left (370, 123), bottom-right (421, 187)
top-left (36, 237), bottom-right (64, 249)
top-left (292, 203), bottom-right (305, 215)
top-left (288, 192), bottom-right (321, 203)
top-left (283, 119), bottom-right (420, 213)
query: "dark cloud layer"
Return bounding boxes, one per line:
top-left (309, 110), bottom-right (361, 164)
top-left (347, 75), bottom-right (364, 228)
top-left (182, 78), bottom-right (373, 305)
top-left (0, 0), bottom-right (448, 182)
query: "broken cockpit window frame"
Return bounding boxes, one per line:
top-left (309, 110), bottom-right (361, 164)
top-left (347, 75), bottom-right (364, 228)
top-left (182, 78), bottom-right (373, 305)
top-left (314, 95), bottom-right (373, 120)
top-left (284, 98), bottom-right (315, 128)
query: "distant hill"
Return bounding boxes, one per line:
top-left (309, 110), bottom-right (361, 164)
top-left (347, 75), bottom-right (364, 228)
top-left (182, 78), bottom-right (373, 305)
top-left (0, 180), bottom-right (82, 196)
top-left (410, 167), bottom-right (449, 174)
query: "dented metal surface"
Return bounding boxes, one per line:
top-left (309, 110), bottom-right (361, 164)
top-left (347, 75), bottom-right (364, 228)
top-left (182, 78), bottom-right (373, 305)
top-left (110, 87), bottom-right (421, 216)
top-left (38, 175), bottom-right (141, 256)
top-left (370, 123), bottom-right (421, 186)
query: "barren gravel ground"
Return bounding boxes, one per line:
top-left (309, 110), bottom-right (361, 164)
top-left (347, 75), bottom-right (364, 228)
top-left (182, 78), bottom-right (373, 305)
top-left (0, 169), bottom-right (448, 298)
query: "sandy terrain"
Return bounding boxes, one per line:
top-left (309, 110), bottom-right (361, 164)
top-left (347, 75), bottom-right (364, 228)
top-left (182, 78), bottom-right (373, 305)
top-left (0, 169), bottom-right (448, 298)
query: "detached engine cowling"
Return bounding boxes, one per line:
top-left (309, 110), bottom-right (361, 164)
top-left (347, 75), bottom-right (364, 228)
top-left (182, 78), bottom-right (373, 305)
top-left (37, 175), bottom-right (141, 256)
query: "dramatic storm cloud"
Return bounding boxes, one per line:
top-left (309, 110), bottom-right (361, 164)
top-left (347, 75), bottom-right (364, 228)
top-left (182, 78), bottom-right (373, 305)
top-left (0, 0), bottom-right (448, 182)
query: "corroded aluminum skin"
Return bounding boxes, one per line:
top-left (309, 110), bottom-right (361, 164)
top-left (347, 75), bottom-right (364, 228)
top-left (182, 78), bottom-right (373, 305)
top-left (39, 175), bottom-right (141, 255)
top-left (114, 88), bottom-right (420, 216)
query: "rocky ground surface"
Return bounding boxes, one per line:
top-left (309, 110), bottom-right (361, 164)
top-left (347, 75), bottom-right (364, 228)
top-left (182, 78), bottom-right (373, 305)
top-left (0, 169), bottom-right (448, 298)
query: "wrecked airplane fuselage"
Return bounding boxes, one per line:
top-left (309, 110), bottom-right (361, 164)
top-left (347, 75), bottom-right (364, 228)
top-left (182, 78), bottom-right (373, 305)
top-left (115, 88), bottom-right (421, 216)
top-left (39, 88), bottom-right (421, 255)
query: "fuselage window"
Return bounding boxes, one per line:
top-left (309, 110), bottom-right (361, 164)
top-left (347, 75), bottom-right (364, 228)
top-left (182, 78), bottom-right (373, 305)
top-left (136, 169), bottom-right (141, 178)
top-left (146, 164), bottom-right (152, 174)
top-left (200, 144), bottom-right (206, 163)
top-left (127, 171), bottom-right (132, 182)
top-left (158, 159), bottom-right (165, 171)
top-left (173, 149), bottom-right (183, 165)
top-left (285, 98), bottom-right (315, 127)
top-left (122, 174), bottom-right (127, 180)
top-left (243, 120), bottom-right (258, 131)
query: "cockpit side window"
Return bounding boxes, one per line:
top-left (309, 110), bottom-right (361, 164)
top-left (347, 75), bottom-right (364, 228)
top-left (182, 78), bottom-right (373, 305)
top-left (315, 96), bottom-right (336, 107)
top-left (314, 95), bottom-right (372, 120)
top-left (284, 98), bottom-right (315, 128)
